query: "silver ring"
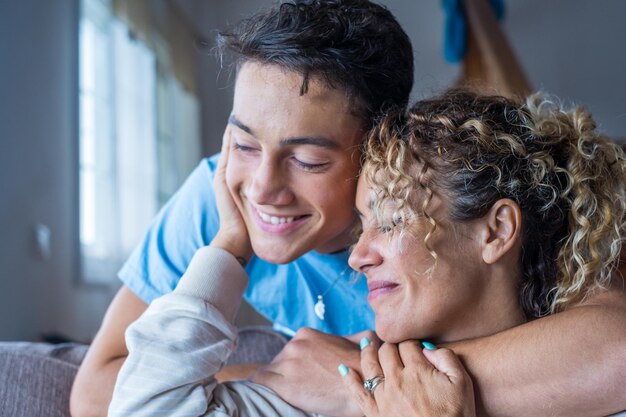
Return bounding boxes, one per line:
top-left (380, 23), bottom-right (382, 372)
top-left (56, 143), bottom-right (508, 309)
top-left (363, 375), bottom-right (385, 393)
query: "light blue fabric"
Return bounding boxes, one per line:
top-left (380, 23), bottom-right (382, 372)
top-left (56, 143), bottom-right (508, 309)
top-left (118, 154), bottom-right (374, 336)
top-left (442, 0), bottom-right (505, 63)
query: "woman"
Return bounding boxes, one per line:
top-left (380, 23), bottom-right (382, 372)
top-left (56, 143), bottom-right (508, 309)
top-left (107, 90), bottom-right (626, 417)
top-left (340, 89), bottom-right (626, 416)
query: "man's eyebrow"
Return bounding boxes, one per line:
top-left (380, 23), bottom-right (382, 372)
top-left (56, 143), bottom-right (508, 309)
top-left (228, 115), bottom-right (340, 149)
top-left (280, 136), bottom-right (340, 149)
top-left (228, 115), bottom-right (254, 136)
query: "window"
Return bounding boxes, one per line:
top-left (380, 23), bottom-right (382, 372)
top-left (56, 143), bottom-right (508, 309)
top-left (79, 0), bottom-right (200, 284)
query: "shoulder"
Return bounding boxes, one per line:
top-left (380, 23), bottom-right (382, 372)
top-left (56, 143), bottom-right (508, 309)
top-left (183, 154), bottom-right (220, 189)
top-left (204, 153), bottom-right (221, 176)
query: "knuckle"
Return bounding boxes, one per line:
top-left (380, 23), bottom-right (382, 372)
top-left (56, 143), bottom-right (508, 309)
top-left (433, 346), bottom-right (450, 356)
top-left (439, 347), bottom-right (458, 361)
top-left (280, 357), bottom-right (300, 368)
top-left (384, 379), bottom-right (400, 393)
top-left (399, 340), bottom-right (420, 350)
top-left (280, 340), bottom-right (306, 358)
top-left (362, 330), bottom-right (377, 342)
top-left (379, 342), bottom-right (394, 354)
top-left (345, 372), bottom-right (361, 389)
top-left (354, 389), bottom-right (371, 407)
top-left (362, 358), bottom-right (379, 374)
top-left (294, 326), bottom-right (317, 339)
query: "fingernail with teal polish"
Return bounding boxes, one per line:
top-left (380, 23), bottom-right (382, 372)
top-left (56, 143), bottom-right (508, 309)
top-left (338, 363), bottom-right (349, 377)
top-left (359, 337), bottom-right (371, 350)
top-left (421, 341), bottom-right (437, 351)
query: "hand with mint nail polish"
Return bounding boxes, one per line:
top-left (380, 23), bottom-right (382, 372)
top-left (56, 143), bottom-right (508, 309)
top-left (338, 363), bottom-right (349, 377)
top-left (360, 337), bottom-right (371, 350)
top-left (253, 328), bottom-right (372, 417)
top-left (421, 341), bottom-right (437, 351)
top-left (343, 340), bottom-right (476, 417)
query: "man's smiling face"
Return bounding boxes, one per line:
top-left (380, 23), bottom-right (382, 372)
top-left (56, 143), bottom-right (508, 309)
top-left (225, 61), bottom-right (365, 264)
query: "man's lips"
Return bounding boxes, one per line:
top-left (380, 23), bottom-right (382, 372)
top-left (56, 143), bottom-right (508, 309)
top-left (367, 280), bottom-right (400, 302)
top-left (248, 203), bottom-right (311, 234)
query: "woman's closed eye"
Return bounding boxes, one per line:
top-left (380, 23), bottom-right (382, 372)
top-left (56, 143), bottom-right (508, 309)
top-left (378, 224), bottom-right (395, 234)
top-left (377, 214), bottom-right (404, 234)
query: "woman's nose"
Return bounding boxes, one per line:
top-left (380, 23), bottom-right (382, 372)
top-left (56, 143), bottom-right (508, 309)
top-left (349, 230), bottom-right (383, 273)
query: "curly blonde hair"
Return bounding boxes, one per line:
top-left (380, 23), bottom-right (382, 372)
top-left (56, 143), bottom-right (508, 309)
top-left (364, 89), bottom-right (626, 318)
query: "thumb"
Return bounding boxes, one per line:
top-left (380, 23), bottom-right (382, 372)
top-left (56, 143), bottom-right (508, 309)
top-left (217, 126), bottom-right (232, 172)
top-left (345, 330), bottom-right (378, 345)
top-left (422, 347), bottom-right (470, 383)
top-left (339, 365), bottom-right (379, 417)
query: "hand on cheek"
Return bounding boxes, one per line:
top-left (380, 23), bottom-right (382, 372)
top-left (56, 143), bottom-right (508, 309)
top-left (211, 127), bottom-right (253, 263)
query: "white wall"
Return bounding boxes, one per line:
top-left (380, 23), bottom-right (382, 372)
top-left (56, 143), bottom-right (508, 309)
top-left (0, 0), bottom-right (117, 342)
top-left (506, 0), bottom-right (626, 139)
top-left (181, 0), bottom-right (626, 152)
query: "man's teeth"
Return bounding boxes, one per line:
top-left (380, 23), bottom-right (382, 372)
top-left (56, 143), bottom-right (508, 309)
top-left (257, 210), bottom-right (296, 225)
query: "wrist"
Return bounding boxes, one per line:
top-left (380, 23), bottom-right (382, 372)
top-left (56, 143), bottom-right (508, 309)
top-left (211, 234), bottom-right (253, 266)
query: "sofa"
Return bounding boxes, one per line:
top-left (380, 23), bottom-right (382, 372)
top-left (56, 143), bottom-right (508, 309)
top-left (2, 331), bottom-right (625, 417)
top-left (0, 326), bottom-right (287, 417)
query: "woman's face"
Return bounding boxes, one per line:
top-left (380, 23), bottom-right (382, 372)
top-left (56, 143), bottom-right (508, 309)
top-left (349, 174), bottom-right (499, 344)
top-left (226, 62), bottom-right (364, 264)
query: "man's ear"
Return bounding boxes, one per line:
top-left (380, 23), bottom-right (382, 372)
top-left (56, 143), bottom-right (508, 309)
top-left (480, 199), bottom-right (522, 265)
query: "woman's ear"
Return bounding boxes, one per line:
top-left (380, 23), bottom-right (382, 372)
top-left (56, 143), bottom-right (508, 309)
top-left (480, 199), bottom-right (522, 265)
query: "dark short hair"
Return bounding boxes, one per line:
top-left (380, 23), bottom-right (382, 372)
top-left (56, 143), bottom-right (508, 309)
top-left (217, 0), bottom-right (414, 123)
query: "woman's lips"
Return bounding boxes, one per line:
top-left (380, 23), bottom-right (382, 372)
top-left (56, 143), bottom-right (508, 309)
top-left (249, 203), bottom-right (311, 234)
top-left (367, 280), bottom-right (399, 302)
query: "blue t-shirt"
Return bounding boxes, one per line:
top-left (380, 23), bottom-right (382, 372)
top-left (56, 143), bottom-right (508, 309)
top-left (118, 154), bottom-right (374, 336)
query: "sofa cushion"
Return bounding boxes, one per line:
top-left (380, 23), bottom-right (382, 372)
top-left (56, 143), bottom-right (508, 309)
top-left (0, 342), bottom-right (88, 417)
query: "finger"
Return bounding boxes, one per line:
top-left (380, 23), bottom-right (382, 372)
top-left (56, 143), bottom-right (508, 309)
top-left (292, 326), bottom-right (324, 341)
top-left (339, 365), bottom-right (380, 417)
top-left (214, 130), bottom-right (229, 190)
top-left (220, 126), bottom-right (232, 162)
top-left (397, 340), bottom-right (434, 373)
top-left (215, 126), bottom-right (233, 184)
top-left (345, 329), bottom-right (377, 345)
top-left (422, 347), bottom-right (470, 383)
top-left (360, 338), bottom-right (384, 380)
top-left (378, 342), bottom-right (404, 377)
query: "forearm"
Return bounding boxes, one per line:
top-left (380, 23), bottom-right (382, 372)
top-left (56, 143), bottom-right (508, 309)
top-left (71, 285), bottom-right (148, 417)
top-left (70, 357), bottom-right (125, 417)
top-left (216, 363), bottom-right (263, 382)
top-left (108, 246), bottom-right (248, 417)
top-left (449, 294), bottom-right (626, 417)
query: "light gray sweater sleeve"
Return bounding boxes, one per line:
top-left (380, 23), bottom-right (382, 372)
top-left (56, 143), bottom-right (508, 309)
top-left (107, 246), bottom-right (318, 417)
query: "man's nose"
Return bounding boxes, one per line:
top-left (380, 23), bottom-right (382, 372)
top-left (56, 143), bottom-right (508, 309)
top-left (246, 159), bottom-right (295, 206)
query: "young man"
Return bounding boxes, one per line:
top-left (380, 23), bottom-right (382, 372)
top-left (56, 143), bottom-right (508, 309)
top-left (71, 2), bottom-right (413, 416)
top-left (71, 1), bottom-right (626, 417)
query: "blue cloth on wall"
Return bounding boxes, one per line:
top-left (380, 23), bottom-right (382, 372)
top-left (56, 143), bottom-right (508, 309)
top-left (442, 0), bottom-right (505, 63)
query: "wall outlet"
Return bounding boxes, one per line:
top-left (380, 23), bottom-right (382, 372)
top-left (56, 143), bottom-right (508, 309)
top-left (34, 223), bottom-right (52, 260)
